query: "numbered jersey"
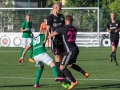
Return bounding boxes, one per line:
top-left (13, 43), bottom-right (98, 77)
top-left (30, 34), bottom-right (46, 57)
top-left (56, 25), bottom-right (77, 52)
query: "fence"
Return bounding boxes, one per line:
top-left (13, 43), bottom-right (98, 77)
top-left (0, 32), bottom-right (116, 47)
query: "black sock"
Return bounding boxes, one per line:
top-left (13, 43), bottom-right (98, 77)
top-left (112, 51), bottom-right (116, 62)
top-left (62, 68), bottom-right (76, 82)
top-left (55, 62), bottom-right (65, 77)
top-left (110, 52), bottom-right (114, 57)
top-left (71, 64), bottom-right (86, 75)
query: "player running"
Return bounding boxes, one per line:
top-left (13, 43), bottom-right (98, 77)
top-left (20, 14), bottom-right (34, 62)
top-left (106, 13), bottom-right (120, 66)
top-left (48, 15), bottom-right (90, 90)
top-left (18, 31), bottom-right (66, 88)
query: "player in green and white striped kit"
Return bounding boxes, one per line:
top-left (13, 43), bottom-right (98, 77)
top-left (20, 14), bottom-right (34, 62)
top-left (18, 33), bottom-right (66, 88)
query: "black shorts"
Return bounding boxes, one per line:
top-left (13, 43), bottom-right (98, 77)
top-left (51, 39), bottom-right (65, 55)
top-left (61, 48), bottom-right (79, 66)
top-left (110, 39), bottom-right (119, 47)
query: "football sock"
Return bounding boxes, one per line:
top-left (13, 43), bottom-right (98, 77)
top-left (110, 52), bottom-right (114, 57)
top-left (62, 68), bottom-right (76, 82)
top-left (70, 64), bottom-right (86, 75)
top-left (29, 47), bottom-right (33, 58)
top-left (112, 51), bottom-right (116, 61)
top-left (35, 68), bottom-right (43, 84)
top-left (20, 48), bottom-right (24, 57)
top-left (55, 62), bottom-right (63, 77)
top-left (52, 66), bottom-right (58, 78)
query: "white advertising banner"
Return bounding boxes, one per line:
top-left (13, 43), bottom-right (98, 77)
top-left (0, 32), bottom-right (44, 47)
top-left (0, 32), bottom-right (120, 47)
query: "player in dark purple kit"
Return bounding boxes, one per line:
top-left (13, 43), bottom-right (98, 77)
top-left (45, 2), bottom-right (65, 78)
top-left (106, 13), bottom-right (120, 66)
top-left (48, 15), bottom-right (90, 90)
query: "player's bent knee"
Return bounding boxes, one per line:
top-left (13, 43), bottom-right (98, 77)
top-left (49, 62), bottom-right (55, 67)
top-left (55, 55), bottom-right (61, 62)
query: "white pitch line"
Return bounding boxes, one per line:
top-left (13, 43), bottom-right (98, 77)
top-left (0, 50), bottom-right (110, 53)
top-left (0, 51), bottom-right (52, 52)
top-left (0, 77), bottom-right (120, 81)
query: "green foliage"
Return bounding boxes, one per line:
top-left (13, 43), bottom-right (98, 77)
top-left (46, 0), bottom-right (61, 7)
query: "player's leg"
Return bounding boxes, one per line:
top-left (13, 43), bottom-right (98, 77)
top-left (112, 41), bottom-right (118, 65)
top-left (40, 53), bottom-right (66, 82)
top-left (60, 66), bottom-right (78, 90)
top-left (27, 38), bottom-right (34, 62)
top-left (110, 41), bottom-right (118, 65)
top-left (20, 38), bottom-right (26, 57)
top-left (60, 52), bottom-right (78, 90)
top-left (68, 49), bottom-right (90, 78)
top-left (51, 42), bottom-right (63, 77)
top-left (33, 55), bottom-right (45, 88)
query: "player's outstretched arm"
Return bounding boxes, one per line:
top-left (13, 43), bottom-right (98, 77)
top-left (18, 44), bottom-right (31, 64)
top-left (48, 31), bottom-right (58, 39)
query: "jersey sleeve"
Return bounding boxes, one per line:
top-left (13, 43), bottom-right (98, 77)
top-left (46, 16), bottom-right (52, 26)
top-left (21, 22), bottom-right (25, 29)
top-left (56, 26), bottom-right (65, 34)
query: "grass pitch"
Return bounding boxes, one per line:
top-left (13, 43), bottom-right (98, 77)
top-left (0, 47), bottom-right (120, 90)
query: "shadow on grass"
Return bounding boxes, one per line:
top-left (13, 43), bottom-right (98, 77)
top-left (77, 83), bottom-right (120, 90)
top-left (0, 84), bottom-right (46, 88)
top-left (0, 84), bottom-right (61, 88)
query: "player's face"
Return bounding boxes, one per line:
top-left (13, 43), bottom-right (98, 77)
top-left (26, 15), bottom-right (31, 21)
top-left (55, 5), bottom-right (61, 14)
top-left (110, 14), bottom-right (115, 20)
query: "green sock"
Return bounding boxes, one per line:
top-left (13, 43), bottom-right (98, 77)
top-left (20, 48), bottom-right (24, 57)
top-left (29, 47), bottom-right (33, 58)
top-left (35, 68), bottom-right (43, 84)
top-left (52, 66), bottom-right (58, 78)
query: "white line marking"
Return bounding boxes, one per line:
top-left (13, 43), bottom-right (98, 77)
top-left (0, 77), bottom-right (120, 81)
top-left (0, 50), bottom-right (110, 53)
top-left (0, 51), bottom-right (52, 52)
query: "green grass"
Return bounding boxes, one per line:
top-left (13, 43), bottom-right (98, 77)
top-left (0, 47), bottom-right (120, 90)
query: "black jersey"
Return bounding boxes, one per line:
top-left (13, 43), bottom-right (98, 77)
top-left (46, 14), bottom-right (65, 42)
top-left (107, 20), bottom-right (120, 40)
top-left (56, 25), bottom-right (78, 52)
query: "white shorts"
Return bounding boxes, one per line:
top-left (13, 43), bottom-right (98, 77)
top-left (22, 38), bottom-right (32, 48)
top-left (34, 53), bottom-right (53, 67)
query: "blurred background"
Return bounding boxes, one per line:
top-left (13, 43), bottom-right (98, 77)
top-left (0, 0), bottom-right (118, 32)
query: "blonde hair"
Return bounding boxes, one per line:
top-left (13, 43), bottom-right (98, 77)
top-left (52, 2), bottom-right (62, 8)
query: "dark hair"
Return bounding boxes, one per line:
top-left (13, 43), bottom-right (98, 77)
top-left (26, 13), bottom-right (31, 16)
top-left (65, 15), bottom-right (73, 23)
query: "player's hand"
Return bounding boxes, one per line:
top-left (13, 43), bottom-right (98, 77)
top-left (108, 30), bottom-right (111, 33)
top-left (18, 57), bottom-right (24, 64)
top-left (115, 29), bottom-right (119, 33)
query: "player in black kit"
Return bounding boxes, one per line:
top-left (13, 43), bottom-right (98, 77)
top-left (45, 2), bottom-right (65, 78)
top-left (48, 15), bottom-right (90, 90)
top-left (106, 13), bottom-right (120, 66)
